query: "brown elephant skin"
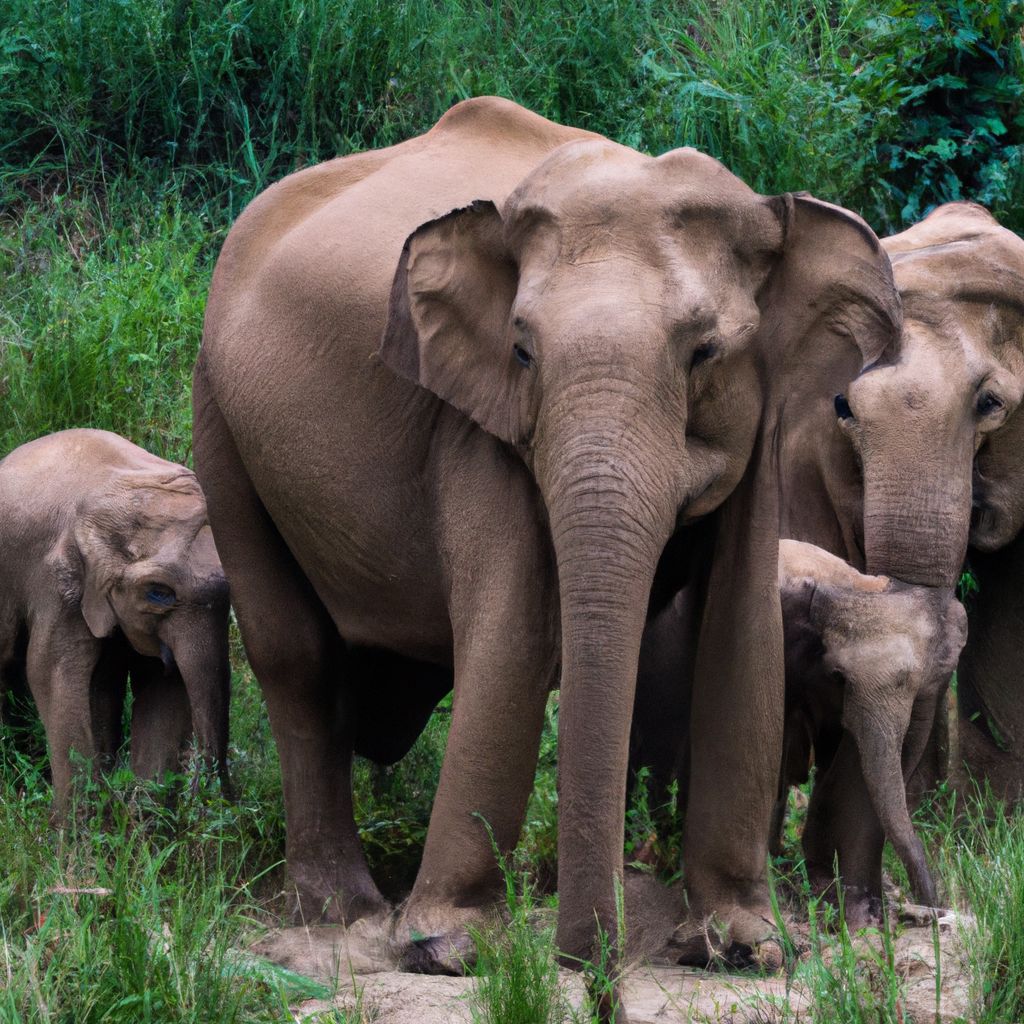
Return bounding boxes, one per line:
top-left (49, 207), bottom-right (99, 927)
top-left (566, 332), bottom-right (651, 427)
top-left (193, 96), bottom-right (901, 986)
top-left (0, 429), bottom-right (232, 815)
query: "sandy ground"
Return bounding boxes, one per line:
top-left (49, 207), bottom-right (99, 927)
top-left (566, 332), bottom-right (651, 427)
top-left (251, 875), bottom-right (975, 1023)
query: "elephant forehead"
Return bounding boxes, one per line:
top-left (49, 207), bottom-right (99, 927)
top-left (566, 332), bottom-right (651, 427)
top-left (505, 139), bottom-right (775, 247)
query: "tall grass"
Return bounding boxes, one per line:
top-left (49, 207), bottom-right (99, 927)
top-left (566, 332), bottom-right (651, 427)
top-left (0, 188), bottom-right (215, 461)
top-left (929, 791), bottom-right (1024, 1023)
top-left (3, 0), bottom-right (1021, 228)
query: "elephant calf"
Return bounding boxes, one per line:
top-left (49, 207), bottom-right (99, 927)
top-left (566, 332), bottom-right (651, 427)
top-left (632, 539), bottom-right (965, 922)
top-left (0, 429), bottom-right (232, 816)
top-left (775, 539), bottom-right (965, 915)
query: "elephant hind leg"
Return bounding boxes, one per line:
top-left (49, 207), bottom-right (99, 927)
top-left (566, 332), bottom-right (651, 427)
top-left (193, 361), bottom-right (385, 924)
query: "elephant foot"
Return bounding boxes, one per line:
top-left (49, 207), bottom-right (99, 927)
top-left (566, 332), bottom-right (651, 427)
top-left (288, 864), bottom-right (389, 926)
top-left (807, 869), bottom-right (883, 932)
top-left (397, 929), bottom-right (477, 975)
top-left (670, 905), bottom-right (782, 971)
top-left (391, 902), bottom-right (497, 975)
top-left (838, 888), bottom-right (883, 932)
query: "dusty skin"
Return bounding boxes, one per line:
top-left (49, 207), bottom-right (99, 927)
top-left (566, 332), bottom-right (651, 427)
top-left (253, 874), bottom-right (973, 1023)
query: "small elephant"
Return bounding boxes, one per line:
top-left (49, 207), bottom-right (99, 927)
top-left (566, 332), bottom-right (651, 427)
top-left (775, 540), bottom-right (966, 912)
top-left (0, 429), bottom-right (232, 816)
top-left (631, 539), bottom-right (966, 918)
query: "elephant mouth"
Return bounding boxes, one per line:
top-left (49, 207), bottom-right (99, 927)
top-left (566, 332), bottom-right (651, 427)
top-left (969, 498), bottom-right (1004, 551)
top-left (159, 642), bottom-right (178, 675)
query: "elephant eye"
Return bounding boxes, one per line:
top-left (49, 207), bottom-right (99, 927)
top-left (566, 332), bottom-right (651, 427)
top-left (145, 584), bottom-right (177, 607)
top-left (513, 344), bottom-right (533, 368)
top-left (834, 394), bottom-right (854, 420)
top-left (690, 342), bottom-right (717, 370)
top-left (977, 392), bottom-right (1004, 416)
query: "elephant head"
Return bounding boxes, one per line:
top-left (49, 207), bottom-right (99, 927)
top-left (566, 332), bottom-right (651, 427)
top-left (61, 465), bottom-right (231, 788)
top-left (878, 204), bottom-right (1024, 797)
top-left (844, 203), bottom-right (1024, 581)
top-left (780, 540), bottom-right (966, 905)
top-left (380, 140), bottom-right (899, 959)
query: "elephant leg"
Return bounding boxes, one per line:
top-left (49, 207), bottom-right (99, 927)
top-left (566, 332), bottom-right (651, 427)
top-left (129, 655), bottom-right (192, 780)
top-left (193, 370), bottom-right (384, 922)
top-left (803, 732), bottom-right (884, 928)
top-left (396, 529), bottom-right (558, 974)
top-left (25, 621), bottom-right (101, 820)
top-left (91, 642), bottom-right (130, 772)
top-left (681, 455), bottom-right (784, 966)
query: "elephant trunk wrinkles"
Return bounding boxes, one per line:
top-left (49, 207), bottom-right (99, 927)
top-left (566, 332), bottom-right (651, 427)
top-left (539, 432), bottom-right (684, 963)
top-left (170, 614), bottom-right (233, 798)
top-left (848, 697), bottom-right (938, 906)
top-left (862, 443), bottom-right (973, 588)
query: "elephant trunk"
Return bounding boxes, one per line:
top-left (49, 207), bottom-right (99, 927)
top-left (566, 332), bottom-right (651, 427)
top-left (861, 434), bottom-right (973, 588)
top-left (537, 424), bottom-right (688, 964)
top-left (846, 695), bottom-right (937, 906)
top-left (170, 603), bottom-right (233, 799)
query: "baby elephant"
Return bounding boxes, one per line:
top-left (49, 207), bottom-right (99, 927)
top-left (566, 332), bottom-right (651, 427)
top-left (777, 540), bottom-right (966, 911)
top-left (631, 539), bottom-right (966, 920)
top-left (0, 429), bottom-right (232, 816)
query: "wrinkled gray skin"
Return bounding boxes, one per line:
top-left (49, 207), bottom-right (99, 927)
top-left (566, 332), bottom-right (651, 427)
top-left (631, 541), bottom-right (966, 922)
top-left (193, 96), bottom-right (902, 999)
top-left (0, 430), bottom-right (231, 815)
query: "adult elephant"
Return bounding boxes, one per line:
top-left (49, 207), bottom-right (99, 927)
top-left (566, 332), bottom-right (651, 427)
top-left (885, 204), bottom-right (1024, 804)
top-left (0, 429), bottom-right (232, 814)
top-left (193, 97), bottom-right (899, 982)
top-left (634, 201), bottom-right (1024, 920)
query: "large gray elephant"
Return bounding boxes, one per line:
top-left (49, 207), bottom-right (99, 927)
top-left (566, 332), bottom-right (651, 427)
top-left (193, 97), bottom-right (901, 985)
top-left (633, 201), bottom-right (1024, 921)
top-left (883, 204), bottom-right (1024, 804)
top-left (0, 429), bottom-right (232, 813)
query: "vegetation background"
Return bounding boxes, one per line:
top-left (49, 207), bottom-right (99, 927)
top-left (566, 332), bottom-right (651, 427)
top-left (1, 1), bottom-right (1023, 1021)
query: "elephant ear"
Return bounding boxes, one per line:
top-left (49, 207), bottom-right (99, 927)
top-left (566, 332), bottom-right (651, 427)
top-left (761, 193), bottom-right (901, 392)
top-left (69, 514), bottom-right (123, 639)
top-left (379, 200), bottom-right (537, 445)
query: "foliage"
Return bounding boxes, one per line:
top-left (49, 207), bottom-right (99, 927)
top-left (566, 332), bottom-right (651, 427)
top-left (865, 1), bottom-right (1024, 227)
top-left (0, 188), bottom-right (216, 461)
top-left (923, 787), bottom-right (1024, 1024)
top-left (468, 828), bottom-right (566, 1024)
top-left (0, 712), bottom-right (293, 1023)
top-left (1, 0), bottom-right (1021, 230)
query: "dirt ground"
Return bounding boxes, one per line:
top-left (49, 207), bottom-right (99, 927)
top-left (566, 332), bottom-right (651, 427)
top-left (251, 874), bottom-right (974, 1023)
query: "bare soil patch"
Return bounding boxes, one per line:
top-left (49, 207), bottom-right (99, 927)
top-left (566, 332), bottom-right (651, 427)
top-left (251, 875), bottom-right (974, 1023)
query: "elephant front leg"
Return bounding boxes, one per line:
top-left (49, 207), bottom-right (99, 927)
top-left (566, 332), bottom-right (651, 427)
top-left (26, 623), bottom-right (102, 821)
top-left (802, 733), bottom-right (885, 928)
top-left (396, 567), bottom-right (557, 974)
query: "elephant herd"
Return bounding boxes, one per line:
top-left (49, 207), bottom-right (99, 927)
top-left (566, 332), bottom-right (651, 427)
top-left (3, 97), bottom-right (1024, 999)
